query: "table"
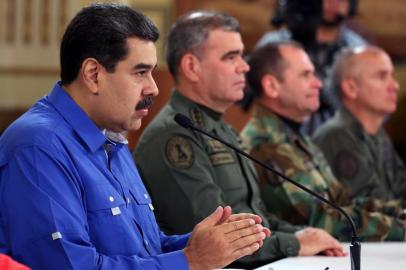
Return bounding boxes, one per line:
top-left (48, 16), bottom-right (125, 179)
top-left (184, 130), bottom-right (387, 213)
top-left (254, 242), bottom-right (406, 270)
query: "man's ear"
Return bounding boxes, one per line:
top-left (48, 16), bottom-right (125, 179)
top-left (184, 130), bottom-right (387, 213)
top-left (80, 58), bottom-right (101, 95)
top-left (341, 78), bottom-right (358, 99)
top-left (261, 74), bottom-right (280, 99)
top-left (179, 53), bottom-right (201, 82)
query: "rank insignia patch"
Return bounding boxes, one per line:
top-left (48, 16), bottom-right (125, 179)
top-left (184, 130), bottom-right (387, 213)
top-left (334, 150), bottom-right (360, 178)
top-left (166, 136), bottom-right (194, 169)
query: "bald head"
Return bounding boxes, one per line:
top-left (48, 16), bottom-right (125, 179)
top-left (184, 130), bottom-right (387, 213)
top-left (332, 46), bottom-right (391, 98)
top-left (333, 45), bottom-right (399, 130)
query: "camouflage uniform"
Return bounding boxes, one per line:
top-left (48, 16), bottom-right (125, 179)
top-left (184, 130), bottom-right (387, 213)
top-left (314, 108), bottom-right (406, 207)
top-left (134, 91), bottom-right (302, 268)
top-left (241, 105), bottom-right (405, 241)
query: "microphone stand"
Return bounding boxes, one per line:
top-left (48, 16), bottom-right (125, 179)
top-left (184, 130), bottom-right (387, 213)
top-left (174, 114), bottom-right (361, 270)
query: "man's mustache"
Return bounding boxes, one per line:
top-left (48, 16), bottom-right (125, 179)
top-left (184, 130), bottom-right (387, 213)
top-left (135, 96), bottom-right (153, 110)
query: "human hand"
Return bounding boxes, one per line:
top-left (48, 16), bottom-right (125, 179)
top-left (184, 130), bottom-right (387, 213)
top-left (226, 212), bottom-right (272, 242)
top-left (184, 206), bottom-right (269, 270)
top-left (322, 248), bottom-right (347, 257)
top-left (295, 227), bottom-right (346, 256)
top-left (226, 212), bottom-right (263, 224)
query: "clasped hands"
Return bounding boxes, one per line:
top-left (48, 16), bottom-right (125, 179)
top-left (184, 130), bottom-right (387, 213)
top-left (184, 206), bottom-right (271, 270)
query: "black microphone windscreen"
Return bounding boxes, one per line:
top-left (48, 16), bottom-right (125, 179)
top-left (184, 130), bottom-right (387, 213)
top-left (174, 113), bottom-right (194, 129)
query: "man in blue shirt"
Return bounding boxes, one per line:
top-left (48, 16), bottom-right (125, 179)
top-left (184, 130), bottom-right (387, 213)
top-left (0, 4), bottom-right (269, 270)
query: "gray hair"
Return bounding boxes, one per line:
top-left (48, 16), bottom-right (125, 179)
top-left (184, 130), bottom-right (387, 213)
top-left (332, 45), bottom-right (385, 98)
top-left (165, 11), bottom-right (240, 81)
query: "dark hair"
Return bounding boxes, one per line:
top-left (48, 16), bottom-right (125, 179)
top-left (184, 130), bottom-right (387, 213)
top-left (60, 3), bottom-right (159, 85)
top-left (241, 41), bottom-right (302, 110)
top-left (270, 0), bottom-right (358, 44)
top-left (165, 11), bottom-right (240, 81)
top-left (271, 0), bottom-right (358, 27)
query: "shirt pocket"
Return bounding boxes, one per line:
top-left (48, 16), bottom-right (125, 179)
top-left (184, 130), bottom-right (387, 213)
top-left (85, 184), bottom-right (147, 255)
top-left (85, 183), bottom-right (126, 212)
top-left (128, 188), bottom-right (162, 251)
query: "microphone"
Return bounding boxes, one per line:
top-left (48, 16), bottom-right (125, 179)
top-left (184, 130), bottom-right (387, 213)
top-left (174, 113), bottom-right (361, 270)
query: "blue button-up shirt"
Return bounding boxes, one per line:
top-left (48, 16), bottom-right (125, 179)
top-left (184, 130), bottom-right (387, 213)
top-left (0, 83), bottom-right (190, 270)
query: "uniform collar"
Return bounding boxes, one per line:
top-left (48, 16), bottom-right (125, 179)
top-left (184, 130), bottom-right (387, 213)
top-left (253, 105), bottom-right (309, 144)
top-left (337, 108), bottom-right (385, 142)
top-left (48, 82), bottom-right (106, 153)
top-left (171, 90), bottom-right (223, 131)
top-left (253, 105), bottom-right (287, 141)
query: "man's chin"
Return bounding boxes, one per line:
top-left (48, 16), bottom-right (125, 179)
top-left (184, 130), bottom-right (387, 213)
top-left (307, 100), bottom-right (320, 112)
top-left (125, 119), bottom-right (143, 132)
top-left (386, 105), bottom-right (397, 115)
top-left (233, 91), bottom-right (245, 102)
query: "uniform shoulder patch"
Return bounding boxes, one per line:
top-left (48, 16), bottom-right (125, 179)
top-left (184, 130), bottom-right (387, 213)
top-left (165, 136), bottom-right (194, 169)
top-left (334, 150), bottom-right (360, 178)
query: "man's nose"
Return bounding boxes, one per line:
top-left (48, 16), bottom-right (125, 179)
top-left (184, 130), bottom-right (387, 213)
top-left (237, 57), bottom-right (250, 74)
top-left (391, 77), bottom-right (400, 92)
top-left (145, 76), bottom-right (159, 97)
top-left (313, 76), bottom-right (323, 90)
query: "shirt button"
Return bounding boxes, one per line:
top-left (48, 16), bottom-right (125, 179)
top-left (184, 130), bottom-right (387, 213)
top-left (126, 197), bottom-right (130, 204)
top-left (109, 196), bottom-right (114, 202)
top-left (144, 193), bottom-right (149, 199)
top-left (144, 240), bottom-right (149, 246)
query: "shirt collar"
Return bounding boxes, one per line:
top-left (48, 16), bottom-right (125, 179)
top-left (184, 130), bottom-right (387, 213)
top-left (103, 130), bottom-right (128, 145)
top-left (47, 82), bottom-right (106, 153)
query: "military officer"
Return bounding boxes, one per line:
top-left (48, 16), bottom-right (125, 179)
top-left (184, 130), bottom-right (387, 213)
top-left (134, 11), bottom-right (345, 269)
top-left (313, 45), bottom-right (406, 207)
top-left (241, 42), bottom-right (406, 242)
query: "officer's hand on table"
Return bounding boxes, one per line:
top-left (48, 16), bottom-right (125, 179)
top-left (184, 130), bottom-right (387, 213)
top-left (295, 227), bottom-right (347, 257)
top-left (184, 206), bottom-right (270, 270)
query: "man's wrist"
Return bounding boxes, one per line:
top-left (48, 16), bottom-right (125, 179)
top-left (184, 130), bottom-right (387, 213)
top-left (183, 247), bottom-right (200, 270)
